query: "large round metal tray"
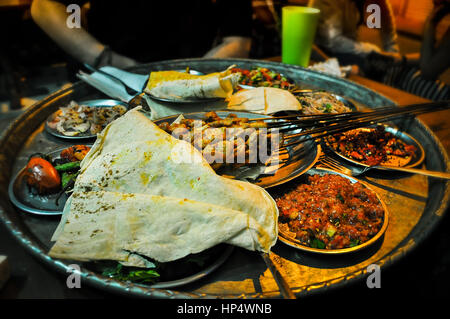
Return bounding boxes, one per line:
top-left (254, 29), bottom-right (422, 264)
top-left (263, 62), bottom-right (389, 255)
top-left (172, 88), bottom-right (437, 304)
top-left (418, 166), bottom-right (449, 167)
top-left (0, 58), bottom-right (449, 298)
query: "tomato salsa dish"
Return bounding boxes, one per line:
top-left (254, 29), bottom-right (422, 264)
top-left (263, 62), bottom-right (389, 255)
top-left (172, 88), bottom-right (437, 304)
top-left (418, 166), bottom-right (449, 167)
top-left (276, 173), bottom-right (385, 250)
top-left (231, 67), bottom-right (294, 90)
top-left (327, 125), bottom-right (417, 166)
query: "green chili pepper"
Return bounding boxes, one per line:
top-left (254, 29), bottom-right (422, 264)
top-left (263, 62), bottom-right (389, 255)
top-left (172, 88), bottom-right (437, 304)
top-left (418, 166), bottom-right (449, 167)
top-left (55, 161), bottom-right (80, 172)
top-left (61, 172), bottom-right (79, 189)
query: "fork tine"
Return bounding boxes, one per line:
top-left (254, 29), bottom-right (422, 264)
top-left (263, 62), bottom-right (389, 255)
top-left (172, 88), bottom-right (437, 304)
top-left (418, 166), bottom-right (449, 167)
top-left (319, 158), bottom-right (341, 171)
top-left (318, 156), bottom-right (353, 175)
top-left (321, 156), bottom-right (341, 167)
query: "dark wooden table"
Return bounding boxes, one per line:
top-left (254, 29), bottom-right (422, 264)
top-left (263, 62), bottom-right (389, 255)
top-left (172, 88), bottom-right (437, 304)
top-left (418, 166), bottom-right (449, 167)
top-left (0, 73), bottom-right (449, 303)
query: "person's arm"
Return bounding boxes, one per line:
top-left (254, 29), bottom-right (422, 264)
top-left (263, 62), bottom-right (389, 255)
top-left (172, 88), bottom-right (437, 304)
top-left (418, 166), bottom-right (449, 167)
top-left (31, 0), bottom-right (137, 68)
top-left (310, 0), bottom-right (382, 56)
top-left (320, 31), bottom-right (382, 56)
top-left (377, 0), bottom-right (400, 53)
top-left (203, 36), bottom-right (252, 58)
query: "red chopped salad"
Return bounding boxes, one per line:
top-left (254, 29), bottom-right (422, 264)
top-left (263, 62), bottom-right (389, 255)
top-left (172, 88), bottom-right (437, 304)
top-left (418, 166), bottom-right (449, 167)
top-left (231, 67), bottom-right (294, 90)
top-left (277, 174), bottom-right (385, 250)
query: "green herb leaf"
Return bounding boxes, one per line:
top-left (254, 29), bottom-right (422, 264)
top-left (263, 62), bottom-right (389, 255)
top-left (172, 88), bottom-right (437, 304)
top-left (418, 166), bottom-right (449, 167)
top-left (310, 238), bottom-right (326, 249)
top-left (125, 269), bottom-right (160, 283)
top-left (349, 239), bottom-right (360, 247)
top-left (102, 262), bottom-right (160, 284)
top-left (102, 263), bottom-right (123, 278)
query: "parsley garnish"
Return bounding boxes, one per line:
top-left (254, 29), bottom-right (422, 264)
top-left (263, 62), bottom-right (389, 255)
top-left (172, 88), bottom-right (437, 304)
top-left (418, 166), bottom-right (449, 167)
top-left (102, 263), bottom-right (160, 284)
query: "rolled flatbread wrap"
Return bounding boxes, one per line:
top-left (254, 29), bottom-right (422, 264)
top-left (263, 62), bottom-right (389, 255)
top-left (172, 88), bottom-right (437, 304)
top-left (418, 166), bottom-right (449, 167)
top-left (144, 68), bottom-right (240, 101)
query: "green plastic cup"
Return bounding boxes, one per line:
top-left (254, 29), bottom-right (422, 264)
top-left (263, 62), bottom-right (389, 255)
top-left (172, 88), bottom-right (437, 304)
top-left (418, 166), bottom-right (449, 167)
top-left (282, 6), bottom-right (320, 67)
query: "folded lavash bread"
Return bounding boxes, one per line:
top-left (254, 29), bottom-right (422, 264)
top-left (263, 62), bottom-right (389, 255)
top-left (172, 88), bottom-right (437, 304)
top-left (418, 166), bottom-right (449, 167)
top-left (227, 87), bottom-right (302, 114)
top-left (49, 107), bottom-right (278, 266)
top-left (144, 67), bottom-right (240, 101)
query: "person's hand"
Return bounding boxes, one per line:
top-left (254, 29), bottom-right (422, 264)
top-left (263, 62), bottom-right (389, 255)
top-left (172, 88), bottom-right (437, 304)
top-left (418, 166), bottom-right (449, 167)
top-left (203, 36), bottom-right (251, 59)
top-left (349, 64), bottom-right (360, 76)
top-left (366, 51), bottom-right (404, 75)
top-left (368, 51), bottom-right (403, 67)
top-left (110, 51), bottom-right (139, 68)
top-left (374, 51), bottom-right (403, 64)
top-left (97, 49), bottom-right (139, 69)
top-left (360, 42), bottom-right (382, 54)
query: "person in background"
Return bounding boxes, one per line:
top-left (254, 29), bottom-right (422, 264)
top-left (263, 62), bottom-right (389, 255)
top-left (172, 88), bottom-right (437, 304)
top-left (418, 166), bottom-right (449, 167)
top-left (371, 0), bottom-right (449, 100)
top-left (250, 0), bottom-right (282, 59)
top-left (308, 0), bottom-right (400, 75)
top-left (31, 0), bottom-right (253, 79)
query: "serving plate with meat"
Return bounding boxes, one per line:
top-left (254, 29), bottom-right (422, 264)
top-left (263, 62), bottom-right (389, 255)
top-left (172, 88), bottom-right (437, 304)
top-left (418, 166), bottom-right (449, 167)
top-left (45, 99), bottom-right (128, 139)
top-left (325, 124), bottom-right (425, 168)
top-left (274, 168), bottom-right (389, 254)
top-left (154, 110), bottom-right (321, 188)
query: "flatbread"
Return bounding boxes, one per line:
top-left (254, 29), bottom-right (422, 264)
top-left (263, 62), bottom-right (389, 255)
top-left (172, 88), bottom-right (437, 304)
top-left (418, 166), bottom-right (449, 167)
top-left (49, 108), bottom-right (278, 265)
top-left (144, 68), bottom-right (240, 101)
top-left (227, 87), bottom-right (302, 114)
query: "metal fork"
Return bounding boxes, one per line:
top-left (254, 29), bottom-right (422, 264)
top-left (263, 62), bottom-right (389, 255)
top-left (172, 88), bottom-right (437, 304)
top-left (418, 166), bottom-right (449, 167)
top-left (318, 155), bottom-right (450, 179)
top-left (318, 155), bottom-right (354, 176)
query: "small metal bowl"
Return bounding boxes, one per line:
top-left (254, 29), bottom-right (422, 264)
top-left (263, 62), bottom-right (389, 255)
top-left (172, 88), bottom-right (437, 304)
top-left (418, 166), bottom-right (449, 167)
top-left (324, 124), bottom-right (425, 168)
top-left (275, 167), bottom-right (389, 255)
top-left (45, 99), bottom-right (128, 140)
top-left (153, 110), bottom-right (321, 189)
top-left (8, 145), bottom-right (90, 215)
